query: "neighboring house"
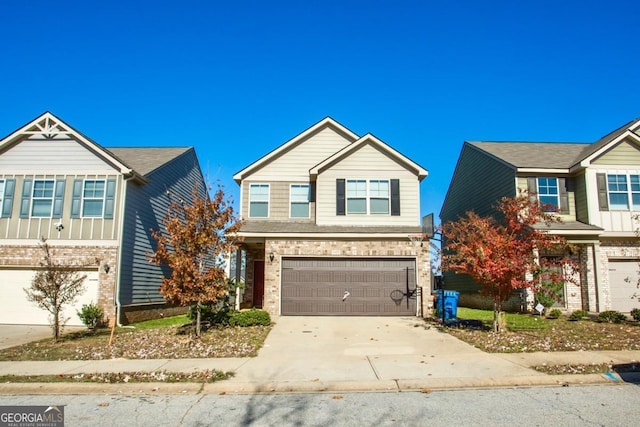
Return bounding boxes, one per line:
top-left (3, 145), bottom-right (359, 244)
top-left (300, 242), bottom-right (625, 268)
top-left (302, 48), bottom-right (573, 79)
top-left (232, 117), bottom-right (430, 317)
top-left (0, 112), bottom-right (207, 325)
top-left (441, 118), bottom-right (640, 313)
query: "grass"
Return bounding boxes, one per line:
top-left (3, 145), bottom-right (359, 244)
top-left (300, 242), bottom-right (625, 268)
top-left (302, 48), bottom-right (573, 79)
top-left (0, 315), bottom-right (272, 361)
top-left (0, 370), bottom-right (233, 384)
top-left (440, 307), bottom-right (640, 353)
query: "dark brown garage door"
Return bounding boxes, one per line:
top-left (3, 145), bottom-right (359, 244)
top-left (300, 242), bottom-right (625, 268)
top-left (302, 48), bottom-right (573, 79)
top-left (281, 258), bottom-right (417, 316)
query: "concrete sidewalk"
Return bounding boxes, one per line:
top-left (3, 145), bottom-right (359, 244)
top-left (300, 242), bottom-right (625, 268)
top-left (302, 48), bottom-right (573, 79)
top-left (1, 316), bottom-right (639, 394)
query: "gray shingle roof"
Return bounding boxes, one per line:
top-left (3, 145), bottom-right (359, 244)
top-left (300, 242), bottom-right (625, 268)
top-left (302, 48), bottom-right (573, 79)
top-left (105, 147), bottom-right (192, 176)
top-left (467, 141), bottom-right (589, 169)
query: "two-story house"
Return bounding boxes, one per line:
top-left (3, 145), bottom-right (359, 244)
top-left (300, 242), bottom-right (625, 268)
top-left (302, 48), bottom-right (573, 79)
top-left (441, 118), bottom-right (640, 313)
top-left (233, 118), bottom-right (430, 317)
top-left (0, 112), bottom-right (208, 326)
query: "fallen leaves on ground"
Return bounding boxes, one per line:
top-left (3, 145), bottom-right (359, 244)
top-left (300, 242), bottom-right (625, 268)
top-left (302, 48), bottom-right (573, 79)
top-left (0, 325), bottom-right (272, 361)
top-left (0, 369), bottom-right (232, 383)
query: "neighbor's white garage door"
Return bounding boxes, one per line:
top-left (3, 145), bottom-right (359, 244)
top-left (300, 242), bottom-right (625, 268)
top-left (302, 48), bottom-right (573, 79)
top-left (0, 269), bottom-right (100, 326)
top-left (608, 260), bottom-right (640, 313)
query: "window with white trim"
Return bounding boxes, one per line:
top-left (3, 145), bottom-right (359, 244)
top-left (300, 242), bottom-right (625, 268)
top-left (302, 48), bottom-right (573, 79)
top-left (32, 179), bottom-right (55, 217)
top-left (607, 174), bottom-right (640, 210)
top-left (346, 180), bottom-right (367, 214)
top-left (82, 180), bottom-right (106, 217)
top-left (0, 180), bottom-right (4, 214)
top-left (537, 177), bottom-right (559, 211)
top-left (369, 180), bottom-right (390, 214)
top-left (249, 184), bottom-right (269, 218)
top-left (290, 184), bottom-right (310, 218)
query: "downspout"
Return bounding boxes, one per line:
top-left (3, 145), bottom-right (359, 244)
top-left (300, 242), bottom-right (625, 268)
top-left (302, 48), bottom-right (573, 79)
top-left (114, 175), bottom-right (133, 326)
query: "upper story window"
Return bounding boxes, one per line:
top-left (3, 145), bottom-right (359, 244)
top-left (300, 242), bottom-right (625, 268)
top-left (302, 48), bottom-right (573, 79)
top-left (346, 180), bottom-right (367, 214)
top-left (606, 174), bottom-right (640, 211)
top-left (82, 180), bottom-right (106, 217)
top-left (31, 180), bottom-right (55, 217)
top-left (537, 177), bottom-right (559, 211)
top-left (249, 184), bottom-right (269, 218)
top-left (290, 184), bottom-right (310, 218)
top-left (337, 178), bottom-right (400, 217)
top-left (0, 180), bottom-right (5, 215)
top-left (369, 180), bottom-right (390, 214)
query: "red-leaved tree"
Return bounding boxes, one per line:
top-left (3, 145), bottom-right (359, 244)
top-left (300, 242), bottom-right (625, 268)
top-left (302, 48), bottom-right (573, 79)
top-left (441, 191), bottom-right (578, 332)
top-left (150, 185), bottom-right (243, 337)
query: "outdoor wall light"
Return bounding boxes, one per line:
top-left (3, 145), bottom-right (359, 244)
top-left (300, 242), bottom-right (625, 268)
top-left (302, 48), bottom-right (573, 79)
top-left (269, 252), bottom-right (275, 262)
top-left (103, 264), bottom-right (110, 274)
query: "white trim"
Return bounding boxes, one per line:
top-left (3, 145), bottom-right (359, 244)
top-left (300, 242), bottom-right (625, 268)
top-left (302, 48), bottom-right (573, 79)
top-left (238, 232), bottom-right (415, 239)
top-left (518, 168), bottom-right (569, 174)
top-left (580, 130), bottom-right (640, 167)
top-left (248, 183), bottom-right (270, 218)
top-left (0, 238), bottom-right (119, 246)
top-left (289, 183), bottom-right (310, 219)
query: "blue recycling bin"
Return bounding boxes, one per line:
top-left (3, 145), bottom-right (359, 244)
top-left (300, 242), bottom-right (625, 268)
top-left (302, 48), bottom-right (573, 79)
top-left (435, 290), bottom-right (459, 320)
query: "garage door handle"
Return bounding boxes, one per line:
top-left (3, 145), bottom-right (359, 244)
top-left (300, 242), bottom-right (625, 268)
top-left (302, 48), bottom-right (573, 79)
top-left (343, 290), bottom-right (350, 301)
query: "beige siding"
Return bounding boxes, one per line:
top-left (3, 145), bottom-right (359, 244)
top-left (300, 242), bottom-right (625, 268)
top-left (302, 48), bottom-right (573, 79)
top-left (241, 181), bottom-right (316, 222)
top-left (586, 168), bottom-right (640, 233)
top-left (592, 139), bottom-right (640, 165)
top-left (316, 144), bottom-right (420, 226)
top-left (0, 136), bottom-right (115, 173)
top-left (0, 174), bottom-right (122, 240)
top-left (249, 127), bottom-right (352, 181)
top-left (516, 176), bottom-right (577, 222)
top-left (574, 172), bottom-right (589, 223)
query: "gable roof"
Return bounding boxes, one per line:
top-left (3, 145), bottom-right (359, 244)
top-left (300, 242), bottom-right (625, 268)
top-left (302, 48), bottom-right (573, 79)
top-left (0, 112), bottom-right (193, 182)
top-left (310, 133), bottom-right (428, 179)
top-left (468, 117), bottom-right (640, 172)
top-left (233, 117), bottom-right (359, 183)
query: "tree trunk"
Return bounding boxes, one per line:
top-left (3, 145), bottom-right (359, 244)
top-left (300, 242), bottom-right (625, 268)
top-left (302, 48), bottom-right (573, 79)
top-left (493, 299), bottom-right (499, 333)
top-left (53, 307), bottom-right (60, 342)
top-left (195, 303), bottom-right (202, 338)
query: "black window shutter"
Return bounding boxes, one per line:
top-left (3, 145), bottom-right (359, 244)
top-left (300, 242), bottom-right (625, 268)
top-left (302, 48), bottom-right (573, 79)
top-left (596, 173), bottom-right (609, 211)
top-left (390, 179), bottom-right (400, 216)
top-left (336, 179), bottom-right (345, 216)
top-left (558, 178), bottom-right (569, 214)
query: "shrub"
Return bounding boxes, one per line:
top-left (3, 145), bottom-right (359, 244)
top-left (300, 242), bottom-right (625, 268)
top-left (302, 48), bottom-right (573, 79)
top-left (569, 310), bottom-right (589, 321)
top-left (597, 310), bottom-right (627, 324)
top-left (188, 304), bottom-right (231, 326)
top-left (76, 302), bottom-right (105, 329)
top-left (229, 309), bottom-right (271, 327)
top-left (631, 308), bottom-right (640, 322)
top-left (547, 308), bottom-right (563, 319)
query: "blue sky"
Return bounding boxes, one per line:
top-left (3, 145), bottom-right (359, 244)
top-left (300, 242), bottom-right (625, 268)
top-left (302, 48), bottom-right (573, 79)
top-left (1, 0), bottom-right (638, 221)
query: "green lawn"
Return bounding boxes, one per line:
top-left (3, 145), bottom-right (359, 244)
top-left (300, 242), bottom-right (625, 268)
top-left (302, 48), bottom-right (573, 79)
top-left (456, 307), bottom-right (552, 331)
top-left (129, 315), bottom-right (190, 329)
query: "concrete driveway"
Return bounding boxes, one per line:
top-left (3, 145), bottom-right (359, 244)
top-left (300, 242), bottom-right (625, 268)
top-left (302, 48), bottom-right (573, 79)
top-left (0, 325), bottom-right (53, 349)
top-left (228, 316), bottom-right (543, 388)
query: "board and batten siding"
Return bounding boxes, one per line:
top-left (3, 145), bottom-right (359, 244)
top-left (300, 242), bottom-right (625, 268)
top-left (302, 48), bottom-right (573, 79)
top-left (241, 181), bottom-right (315, 222)
top-left (585, 167), bottom-right (640, 233)
top-left (118, 148), bottom-right (207, 306)
top-left (315, 143), bottom-right (420, 226)
top-left (440, 144), bottom-right (516, 223)
top-left (246, 127), bottom-right (352, 182)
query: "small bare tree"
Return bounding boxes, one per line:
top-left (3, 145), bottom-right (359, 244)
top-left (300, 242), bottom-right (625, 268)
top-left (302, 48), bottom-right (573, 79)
top-left (24, 237), bottom-right (87, 342)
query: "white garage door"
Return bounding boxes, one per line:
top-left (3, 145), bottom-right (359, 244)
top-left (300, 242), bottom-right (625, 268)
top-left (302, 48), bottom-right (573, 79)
top-left (0, 269), bottom-right (100, 326)
top-left (608, 260), bottom-right (640, 313)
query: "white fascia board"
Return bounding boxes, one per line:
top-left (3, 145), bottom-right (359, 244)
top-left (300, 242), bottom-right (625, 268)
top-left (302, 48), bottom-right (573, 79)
top-left (517, 168), bottom-right (570, 174)
top-left (233, 117), bottom-right (359, 182)
top-left (544, 229), bottom-right (603, 236)
top-left (579, 130), bottom-right (640, 167)
top-left (0, 239), bottom-right (119, 247)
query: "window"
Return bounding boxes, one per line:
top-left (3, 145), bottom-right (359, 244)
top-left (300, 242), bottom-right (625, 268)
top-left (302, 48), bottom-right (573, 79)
top-left (82, 180), bottom-right (106, 217)
top-left (537, 177), bottom-right (559, 211)
top-left (249, 184), bottom-right (269, 217)
top-left (369, 180), bottom-right (390, 214)
top-left (606, 174), bottom-right (640, 210)
top-left (0, 180), bottom-right (4, 214)
top-left (290, 184), bottom-right (310, 218)
top-left (31, 180), bottom-right (55, 217)
top-left (346, 180), bottom-right (367, 214)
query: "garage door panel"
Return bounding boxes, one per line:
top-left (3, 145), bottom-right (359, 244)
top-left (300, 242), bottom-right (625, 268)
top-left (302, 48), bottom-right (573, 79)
top-left (281, 257), bottom-right (417, 316)
top-left (609, 260), bottom-right (640, 312)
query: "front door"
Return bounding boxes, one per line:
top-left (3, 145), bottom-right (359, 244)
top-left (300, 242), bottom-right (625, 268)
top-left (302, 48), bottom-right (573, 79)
top-left (253, 260), bottom-right (265, 308)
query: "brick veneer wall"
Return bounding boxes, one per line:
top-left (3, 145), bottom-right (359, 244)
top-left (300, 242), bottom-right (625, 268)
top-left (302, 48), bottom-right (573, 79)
top-left (0, 243), bottom-right (118, 324)
top-left (255, 239), bottom-right (431, 317)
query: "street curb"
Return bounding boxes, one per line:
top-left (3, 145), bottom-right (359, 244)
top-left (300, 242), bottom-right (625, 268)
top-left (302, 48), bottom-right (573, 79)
top-left (0, 374), bottom-right (622, 395)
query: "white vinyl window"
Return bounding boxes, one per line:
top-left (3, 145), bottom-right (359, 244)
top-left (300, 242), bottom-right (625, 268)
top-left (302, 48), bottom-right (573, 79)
top-left (290, 184), bottom-right (310, 218)
top-left (249, 184), bottom-right (269, 218)
top-left (369, 180), bottom-right (390, 214)
top-left (0, 180), bottom-right (4, 214)
top-left (537, 177), bottom-right (559, 211)
top-left (31, 179), bottom-right (55, 217)
top-left (82, 180), bottom-right (106, 217)
top-left (346, 180), bottom-right (367, 214)
top-left (607, 174), bottom-right (640, 210)
top-left (346, 179), bottom-right (390, 215)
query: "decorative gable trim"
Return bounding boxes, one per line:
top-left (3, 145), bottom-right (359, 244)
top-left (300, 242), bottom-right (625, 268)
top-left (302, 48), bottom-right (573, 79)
top-left (0, 112), bottom-right (147, 184)
top-left (233, 117), bottom-right (359, 183)
top-left (310, 133), bottom-right (428, 179)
